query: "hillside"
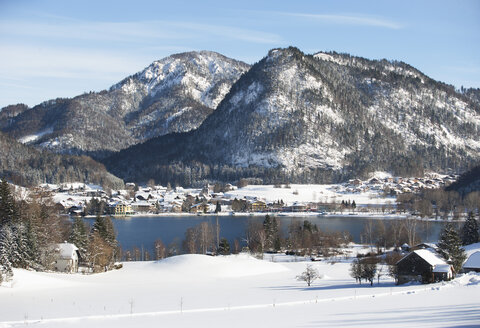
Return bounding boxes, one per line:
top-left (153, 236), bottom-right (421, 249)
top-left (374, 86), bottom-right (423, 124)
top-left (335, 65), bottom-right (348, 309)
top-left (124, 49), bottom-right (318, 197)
top-left (0, 51), bottom-right (249, 158)
top-left (445, 164), bottom-right (480, 195)
top-left (104, 47), bottom-right (480, 185)
top-left (0, 131), bottom-right (123, 188)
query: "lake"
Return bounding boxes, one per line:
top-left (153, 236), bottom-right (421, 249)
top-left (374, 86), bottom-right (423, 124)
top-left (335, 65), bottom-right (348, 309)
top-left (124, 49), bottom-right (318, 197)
top-left (84, 215), bottom-right (452, 257)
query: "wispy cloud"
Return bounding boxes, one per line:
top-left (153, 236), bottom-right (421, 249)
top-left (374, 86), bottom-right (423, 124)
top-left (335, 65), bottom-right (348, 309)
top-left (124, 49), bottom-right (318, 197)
top-left (168, 22), bottom-right (282, 44)
top-left (0, 44), bottom-right (146, 80)
top-left (0, 14), bottom-right (282, 107)
top-left (0, 18), bottom-right (282, 45)
top-left (277, 12), bottom-right (403, 29)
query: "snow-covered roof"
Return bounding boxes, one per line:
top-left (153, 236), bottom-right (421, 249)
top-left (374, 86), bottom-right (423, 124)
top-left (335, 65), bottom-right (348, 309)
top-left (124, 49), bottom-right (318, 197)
top-left (55, 243), bottom-right (79, 259)
top-left (433, 264), bottom-right (452, 273)
top-left (464, 251), bottom-right (480, 269)
top-left (413, 249), bottom-right (447, 266)
top-left (131, 201), bottom-right (152, 206)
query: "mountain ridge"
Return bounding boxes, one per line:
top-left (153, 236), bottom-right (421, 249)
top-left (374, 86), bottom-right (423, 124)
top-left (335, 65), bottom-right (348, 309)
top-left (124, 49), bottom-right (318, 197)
top-left (0, 51), bottom-right (250, 158)
top-left (103, 47), bottom-right (480, 186)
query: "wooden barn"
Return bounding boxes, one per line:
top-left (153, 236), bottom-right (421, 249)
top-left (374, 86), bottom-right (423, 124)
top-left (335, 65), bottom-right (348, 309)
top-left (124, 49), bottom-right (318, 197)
top-left (396, 249), bottom-right (453, 285)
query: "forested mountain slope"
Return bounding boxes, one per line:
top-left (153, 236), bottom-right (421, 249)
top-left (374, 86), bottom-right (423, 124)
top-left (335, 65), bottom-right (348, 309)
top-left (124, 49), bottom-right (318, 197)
top-left (105, 47), bottom-right (480, 185)
top-left (0, 131), bottom-right (123, 188)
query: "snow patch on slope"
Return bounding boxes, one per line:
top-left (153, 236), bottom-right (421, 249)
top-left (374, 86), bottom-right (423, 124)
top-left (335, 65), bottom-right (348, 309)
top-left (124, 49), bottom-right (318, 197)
top-left (18, 128), bottom-right (53, 144)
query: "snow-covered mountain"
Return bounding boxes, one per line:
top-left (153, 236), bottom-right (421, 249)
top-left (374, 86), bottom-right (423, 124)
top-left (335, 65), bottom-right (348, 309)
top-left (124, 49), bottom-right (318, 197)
top-left (0, 51), bottom-right (250, 158)
top-left (105, 47), bottom-right (480, 185)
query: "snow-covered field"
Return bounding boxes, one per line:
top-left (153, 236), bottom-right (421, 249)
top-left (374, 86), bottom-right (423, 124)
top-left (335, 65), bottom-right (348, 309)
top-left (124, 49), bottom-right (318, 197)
top-left (1, 249), bottom-right (480, 328)
top-left (225, 184), bottom-right (395, 206)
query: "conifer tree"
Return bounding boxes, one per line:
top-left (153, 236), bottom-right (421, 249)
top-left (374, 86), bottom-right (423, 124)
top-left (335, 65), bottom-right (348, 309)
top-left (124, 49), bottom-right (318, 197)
top-left (24, 220), bottom-right (39, 267)
top-left (69, 217), bottom-right (89, 260)
top-left (11, 223), bottom-right (29, 268)
top-left (0, 179), bottom-right (17, 225)
top-left (218, 238), bottom-right (230, 255)
top-left (0, 224), bottom-right (14, 277)
top-left (263, 215), bottom-right (280, 251)
top-left (92, 215), bottom-right (116, 247)
top-left (437, 222), bottom-right (467, 274)
top-left (461, 213), bottom-right (479, 246)
top-left (91, 215), bottom-right (117, 264)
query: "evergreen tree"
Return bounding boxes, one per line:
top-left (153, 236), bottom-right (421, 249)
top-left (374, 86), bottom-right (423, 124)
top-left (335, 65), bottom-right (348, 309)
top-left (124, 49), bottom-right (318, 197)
top-left (11, 223), bottom-right (29, 268)
top-left (69, 217), bottom-right (89, 260)
top-left (24, 220), bottom-right (39, 268)
top-left (218, 238), bottom-right (230, 255)
top-left (92, 215), bottom-right (117, 248)
top-left (0, 224), bottom-right (14, 277)
top-left (0, 179), bottom-right (17, 225)
top-left (263, 215), bottom-right (280, 251)
top-left (437, 222), bottom-right (467, 274)
top-left (91, 215), bottom-right (117, 265)
top-left (461, 213), bottom-right (479, 245)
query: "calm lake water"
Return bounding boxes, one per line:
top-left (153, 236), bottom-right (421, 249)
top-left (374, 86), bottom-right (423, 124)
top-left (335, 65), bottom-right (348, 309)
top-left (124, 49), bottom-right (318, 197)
top-left (84, 215), bottom-right (452, 257)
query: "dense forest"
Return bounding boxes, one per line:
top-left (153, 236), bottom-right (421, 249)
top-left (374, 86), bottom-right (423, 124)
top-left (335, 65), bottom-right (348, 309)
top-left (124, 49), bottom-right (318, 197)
top-left (0, 131), bottom-right (123, 189)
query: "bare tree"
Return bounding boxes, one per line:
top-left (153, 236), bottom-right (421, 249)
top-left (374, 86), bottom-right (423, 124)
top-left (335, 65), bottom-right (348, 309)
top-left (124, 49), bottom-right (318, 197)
top-left (350, 260), bottom-right (363, 284)
top-left (296, 264), bottom-right (321, 287)
top-left (402, 217), bottom-right (419, 246)
top-left (197, 222), bottom-right (214, 254)
top-left (183, 227), bottom-right (199, 254)
top-left (132, 246), bottom-right (141, 261)
top-left (86, 232), bottom-right (114, 272)
top-left (233, 239), bottom-right (240, 254)
top-left (154, 239), bottom-right (166, 260)
top-left (362, 220), bottom-right (375, 250)
top-left (387, 219), bottom-right (404, 248)
top-left (245, 220), bottom-right (266, 255)
top-left (385, 252), bottom-right (403, 284)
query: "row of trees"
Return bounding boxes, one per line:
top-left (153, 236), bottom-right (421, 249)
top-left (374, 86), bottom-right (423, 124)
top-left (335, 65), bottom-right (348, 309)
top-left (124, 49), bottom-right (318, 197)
top-left (397, 189), bottom-right (480, 220)
top-left (124, 215), bottom-right (456, 263)
top-left (123, 216), bottom-right (354, 262)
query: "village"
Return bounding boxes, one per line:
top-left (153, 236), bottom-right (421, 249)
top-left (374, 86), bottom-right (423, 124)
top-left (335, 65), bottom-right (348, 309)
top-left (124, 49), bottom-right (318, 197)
top-left (43, 172), bottom-right (458, 217)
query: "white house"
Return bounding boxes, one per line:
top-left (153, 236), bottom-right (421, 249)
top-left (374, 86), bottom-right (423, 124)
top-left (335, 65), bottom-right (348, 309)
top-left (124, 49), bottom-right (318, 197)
top-left (53, 243), bottom-right (79, 273)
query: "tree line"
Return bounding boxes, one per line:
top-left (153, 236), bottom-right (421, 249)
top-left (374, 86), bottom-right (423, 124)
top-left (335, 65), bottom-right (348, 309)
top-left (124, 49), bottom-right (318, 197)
top-left (397, 188), bottom-right (480, 220)
top-left (122, 215), bottom-right (354, 262)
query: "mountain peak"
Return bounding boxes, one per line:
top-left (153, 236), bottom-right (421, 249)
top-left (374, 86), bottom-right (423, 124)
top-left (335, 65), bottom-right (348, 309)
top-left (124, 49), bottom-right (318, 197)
top-left (105, 47), bottom-right (480, 185)
top-left (1, 51), bottom-right (250, 158)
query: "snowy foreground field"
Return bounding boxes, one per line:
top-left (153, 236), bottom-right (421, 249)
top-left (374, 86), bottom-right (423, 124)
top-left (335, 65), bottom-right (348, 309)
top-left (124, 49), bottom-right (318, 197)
top-left (1, 252), bottom-right (479, 328)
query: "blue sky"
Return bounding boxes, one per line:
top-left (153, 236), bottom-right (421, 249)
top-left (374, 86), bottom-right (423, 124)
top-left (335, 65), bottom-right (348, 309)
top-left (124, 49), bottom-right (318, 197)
top-left (0, 0), bottom-right (479, 108)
